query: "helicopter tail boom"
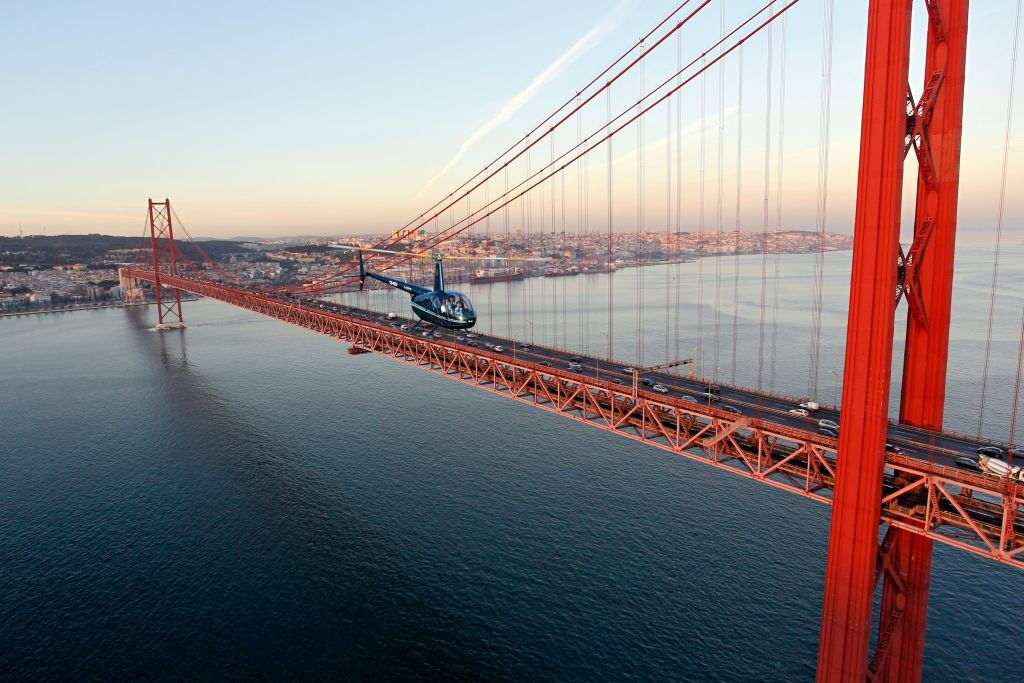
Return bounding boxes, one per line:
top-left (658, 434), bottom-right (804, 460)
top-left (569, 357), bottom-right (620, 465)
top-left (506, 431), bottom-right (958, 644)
top-left (357, 250), bottom-right (366, 291)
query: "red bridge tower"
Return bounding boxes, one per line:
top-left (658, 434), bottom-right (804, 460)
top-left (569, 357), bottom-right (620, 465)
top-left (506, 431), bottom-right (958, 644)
top-left (147, 198), bottom-right (186, 329)
top-left (817, 1), bottom-right (969, 681)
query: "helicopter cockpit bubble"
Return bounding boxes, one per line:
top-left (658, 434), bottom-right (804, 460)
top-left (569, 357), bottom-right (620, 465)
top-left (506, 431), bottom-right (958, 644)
top-left (444, 293), bottom-right (473, 320)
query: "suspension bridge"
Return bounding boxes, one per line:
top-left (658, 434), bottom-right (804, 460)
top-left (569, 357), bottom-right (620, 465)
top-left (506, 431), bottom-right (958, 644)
top-left (116, 1), bottom-right (1023, 680)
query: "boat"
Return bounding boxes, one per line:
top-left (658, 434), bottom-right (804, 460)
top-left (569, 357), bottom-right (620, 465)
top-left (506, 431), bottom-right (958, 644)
top-left (469, 267), bottom-right (526, 284)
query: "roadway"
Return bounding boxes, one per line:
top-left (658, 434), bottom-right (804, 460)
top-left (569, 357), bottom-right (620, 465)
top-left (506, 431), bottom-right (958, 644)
top-left (297, 296), bottom-right (1010, 476)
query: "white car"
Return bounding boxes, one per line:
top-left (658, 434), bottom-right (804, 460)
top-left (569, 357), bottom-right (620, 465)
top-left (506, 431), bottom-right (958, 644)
top-left (623, 367), bottom-right (636, 374)
top-left (493, 345), bottom-right (505, 352)
top-left (789, 408), bottom-right (810, 417)
top-left (818, 419), bottom-right (840, 431)
top-left (652, 384), bottom-right (669, 394)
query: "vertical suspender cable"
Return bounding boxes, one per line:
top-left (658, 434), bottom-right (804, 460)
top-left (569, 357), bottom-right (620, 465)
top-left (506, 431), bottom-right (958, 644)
top-left (810, 0), bottom-right (834, 400)
top-left (550, 136), bottom-right (558, 348)
top-left (638, 43), bottom-right (646, 366)
top-left (758, 15), bottom-right (773, 392)
top-left (561, 167), bottom-right (567, 349)
top-left (699, 57), bottom-right (707, 377)
top-left (485, 170), bottom-right (493, 335)
top-left (608, 86), bottom-right (615, 361)
top-left (732, 44), bottom-right (743, 384)
top-left (979, 0), bottom-right (1022, 436)
top-left (675, 28), bottom-right (684, 374)
top-left (525, 138), bottom-right (533, 343)
top-left (1010, 307), bottom-right (1024, 453)
top-left (667, 85), bottom-right (674, 364)
top-left (584, 121), bottom-right (591, 355)
top-left (770, 12), bottom-right (787, 393)
top-left (504, 166), bottom-right (511, 339)
top-left (578, 96), bottom-right (586, 353)
top-left (715, 0), bottom-right (726, 382)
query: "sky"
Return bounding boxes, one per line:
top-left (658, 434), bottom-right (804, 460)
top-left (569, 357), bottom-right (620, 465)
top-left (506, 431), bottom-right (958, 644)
top-left (2, 0), bottom-right (1022, 240)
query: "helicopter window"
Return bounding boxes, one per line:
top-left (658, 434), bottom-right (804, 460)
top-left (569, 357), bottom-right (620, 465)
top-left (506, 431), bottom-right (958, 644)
top-left (441, 294), bottom-right (472, 319)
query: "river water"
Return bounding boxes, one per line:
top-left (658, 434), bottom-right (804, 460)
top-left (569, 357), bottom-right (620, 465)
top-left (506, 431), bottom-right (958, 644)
top-left (1, 247), bottom-right (1022, 679)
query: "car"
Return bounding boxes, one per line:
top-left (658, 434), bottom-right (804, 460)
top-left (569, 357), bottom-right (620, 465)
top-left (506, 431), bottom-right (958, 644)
top-left (681, 395), bottom-right (698, 403)
top-left (567, 362), bottom-right (583, 371)
top-left (978, 446), bottom-right (1004, 457)
top-left (885, 443), bottom-right (903, 454)
top-left (652, 384), bottom-right (669, 394)
top-left (466, 340), bottom-right (478, 346)
top-left (493, 345), bottom-right (505, 352)
top-left (700, 392), bottom-right (720, 403)
top-left (456, 336), bottom-right (466, 341)
top-left (399, 324), bottom-right (410, 330)
top-left (466, 333), bottom-right (478, 339)
top-left (641, 378), bottom-right (656, 387)
top-left (818, 427), bottom-right (838, 437)
top-left (818, 419), bottom-right (840, 431)
top-left (1010, 448), bottom-right (1024, 458)
top-left (611, 378), bottom-right (624, 385)
top-left (484, 342), bottom-right (494, 348)
top-left (720, 405), bottom-right (742, 415)
top-left (569, 356), bottom-right (583, 363)
top-left (955, 456), bottom-right (980, 470)
top-left (790, 408), bottom-right (810, 417)
top-left (519, 344), bottom-right (531, 350)
top-left (623, 367), bottom-right (636, 374)
top-left (705, 384), bottom-right (721, 393)
top-left (539, 360), bottom-right (552, 367)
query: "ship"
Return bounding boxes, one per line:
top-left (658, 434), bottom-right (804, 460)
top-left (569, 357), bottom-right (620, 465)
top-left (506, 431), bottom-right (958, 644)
top-left (469, 267), bottom-right (526, 284)
top-left (543, 264), bottom-right (581, 278)
top-left (582, 262), bottom-right (617, 274)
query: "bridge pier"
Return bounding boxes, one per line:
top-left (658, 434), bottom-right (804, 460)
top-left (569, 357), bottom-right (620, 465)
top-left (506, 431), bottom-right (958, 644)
top-left (117, 268), bottom-right (146, 303)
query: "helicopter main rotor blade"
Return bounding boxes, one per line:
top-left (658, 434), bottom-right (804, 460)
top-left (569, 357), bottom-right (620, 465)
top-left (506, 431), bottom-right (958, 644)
top-left (329, 244), bottom-right (548, 262)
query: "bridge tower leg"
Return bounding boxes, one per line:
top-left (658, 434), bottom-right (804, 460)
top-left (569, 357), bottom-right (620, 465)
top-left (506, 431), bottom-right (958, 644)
top-left (817, 2), bottom-right (968, 682)
top-left (882, 1), bottom-right (969, 681)
top-left (147, 198), bottom-right (185, 329)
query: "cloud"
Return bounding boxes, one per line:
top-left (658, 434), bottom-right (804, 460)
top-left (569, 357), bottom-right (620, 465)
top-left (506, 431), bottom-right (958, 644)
top-left (417, 1), bottom-right (631, 199)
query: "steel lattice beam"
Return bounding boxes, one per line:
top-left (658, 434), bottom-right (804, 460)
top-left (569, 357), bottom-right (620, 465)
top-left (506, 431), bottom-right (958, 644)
top-left (120, 267), bottom-right (1024, 574)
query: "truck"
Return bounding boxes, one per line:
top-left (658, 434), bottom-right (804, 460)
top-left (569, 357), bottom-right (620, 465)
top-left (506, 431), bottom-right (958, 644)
top-left (978, 454), bottom-right (1024, 481)
top-left (799, 401), bottom-right (821, 412)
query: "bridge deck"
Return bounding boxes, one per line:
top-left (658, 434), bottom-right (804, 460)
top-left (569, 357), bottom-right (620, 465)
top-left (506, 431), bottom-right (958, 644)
top-left (122, 268), bottom-right (1024, 569)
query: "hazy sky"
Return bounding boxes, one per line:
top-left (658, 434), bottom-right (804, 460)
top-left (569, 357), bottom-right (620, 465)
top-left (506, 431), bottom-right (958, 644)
top-left (2, 1), bottom-right (1022, 240)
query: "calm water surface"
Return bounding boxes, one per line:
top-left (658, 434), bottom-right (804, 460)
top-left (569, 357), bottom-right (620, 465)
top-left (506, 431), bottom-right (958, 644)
top-left (1, 248), bottom-right (1022, 680)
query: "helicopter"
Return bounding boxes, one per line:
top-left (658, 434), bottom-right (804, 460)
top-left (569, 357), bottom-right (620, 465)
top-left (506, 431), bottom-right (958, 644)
top-left (330, 244), bottom-right (546, 332)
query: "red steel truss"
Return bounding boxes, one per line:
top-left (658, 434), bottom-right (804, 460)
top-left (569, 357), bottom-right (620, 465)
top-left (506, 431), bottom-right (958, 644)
top-left (120, 267), bottom-right (1024, 575)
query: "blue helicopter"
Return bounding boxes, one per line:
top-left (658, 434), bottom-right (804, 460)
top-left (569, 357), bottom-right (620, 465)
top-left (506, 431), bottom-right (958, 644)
top-left (331, 245), bottom-right (545, 332)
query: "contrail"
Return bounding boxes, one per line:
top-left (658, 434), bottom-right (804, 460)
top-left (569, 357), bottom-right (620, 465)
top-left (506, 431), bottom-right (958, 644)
top-left (417, 1), bottom-right (631, 199)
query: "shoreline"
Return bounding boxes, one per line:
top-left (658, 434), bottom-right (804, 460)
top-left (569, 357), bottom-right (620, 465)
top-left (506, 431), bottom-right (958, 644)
top-left (0, 297), bottom-right (200, 319)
